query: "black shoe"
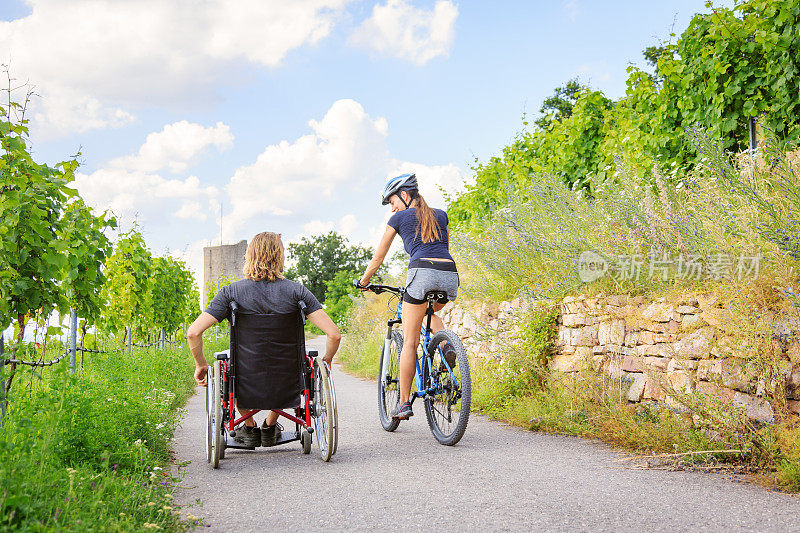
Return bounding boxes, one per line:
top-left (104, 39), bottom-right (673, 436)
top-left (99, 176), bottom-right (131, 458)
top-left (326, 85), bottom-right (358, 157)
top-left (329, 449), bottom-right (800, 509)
top-left (232, 425), bottom-right (260, 448)
top-left (440, 342), bottom-right (457, 370)
top-left (391, 401), bottom-right (413, 420)
top-left (261, 421), bottom-right (283, 447)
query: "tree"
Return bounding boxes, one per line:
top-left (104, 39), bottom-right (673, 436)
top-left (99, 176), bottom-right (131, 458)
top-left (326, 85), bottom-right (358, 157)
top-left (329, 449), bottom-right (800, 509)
top-left (149, 256), bottom-right (193, 335)
top-left (285, 231), bottom-right (373, 302)
top-left (322, 269), bottom-right (359, 327)
top-left (534, 79), bottom-right (583, 130)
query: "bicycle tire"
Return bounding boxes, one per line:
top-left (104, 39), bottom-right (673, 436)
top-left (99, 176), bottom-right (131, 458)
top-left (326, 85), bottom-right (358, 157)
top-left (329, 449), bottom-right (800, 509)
top-left (377, 330), bottom-right (403, 432)
top-left (313, 357), bottom-right (334, 462)
top-left (423, 330), bottom-right (471, 446)
top-left (212, 360), bottom-right (223, 468)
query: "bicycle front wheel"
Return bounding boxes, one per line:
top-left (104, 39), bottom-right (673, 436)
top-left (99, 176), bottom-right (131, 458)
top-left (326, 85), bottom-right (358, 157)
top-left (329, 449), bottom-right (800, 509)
top-left (377, 330), bottom-right (403, 432)
top-left (423, 329), bottom-right (471, 446)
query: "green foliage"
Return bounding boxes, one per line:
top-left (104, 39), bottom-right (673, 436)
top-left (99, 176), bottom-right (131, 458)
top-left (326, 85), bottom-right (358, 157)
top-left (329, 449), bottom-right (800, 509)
top-left (204, 274), bottom-right (237, 311)
top-left (150, 256), bottom-right (194, 333)
top-left (58, 198), bottom-right (116, 322)
top-left (286, 231), bottom-right (373, 302)
top-left (100, 229), bottom-right (153, 336)
top-left (322, 269), bottom-right (359, 327)
top-left (0, 337), bottom-right (227, 530)
top-left (0, 102), bottom-right (79, 331)
top-left (534, 78), bottom-right (582, 130)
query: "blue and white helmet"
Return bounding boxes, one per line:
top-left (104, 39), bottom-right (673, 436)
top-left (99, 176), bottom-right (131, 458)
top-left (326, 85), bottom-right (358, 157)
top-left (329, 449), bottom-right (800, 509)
top-left (381, 173), bottom-right (417, 205)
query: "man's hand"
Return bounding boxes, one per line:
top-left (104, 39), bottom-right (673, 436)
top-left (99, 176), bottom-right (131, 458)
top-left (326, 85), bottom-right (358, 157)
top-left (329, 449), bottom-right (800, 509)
top-left (194, 364), bottom-right (209, 386)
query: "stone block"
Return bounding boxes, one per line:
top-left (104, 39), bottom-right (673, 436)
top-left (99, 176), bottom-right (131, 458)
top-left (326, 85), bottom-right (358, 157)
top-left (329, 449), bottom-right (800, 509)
top-left (592, 345), bottom-right (606, 355)
top-left (668, 370), bottom-right (694, 394)
top-left (674, 327), bottom-right (715, 359)
top-left (552, 346), bottom-right (591, 372)
top-left (643, 374), bottom-right (666, 400)
top-left (667, 358), bottom-right (698, 372)
top-left (560, 344), bottom-right (577, 355)
top-left (637, 344), bottom-right (674, 358)
top-left (719, 358), bottom-right (757, 394)
top-left (644, 357), bottom-right (669, 371)
top-left (732, 391), bottom-right (774, 424)
top-left (652, 333), bottom-right (680, 343)
top-left (627, 373), bottom-right (647, 401)
top-left (788, 400), bottom-right (800, 415)
top-left (562, 313), bottom-right (586, 327)
top-left (624, 331), bottom-right (639, 347)
top-left (574, 324), bottom-right (599, 347)
top-left (598, 319), bottom-right (626, 346)
top-left (629, 295), bottom-right (645, 306)
top-left (680, 314), bottom-right (707, 331)
top-left (637, 330), bottom-right (654, 345)
top-left (642, 302), bottom-right (674, 322)
top-left (558, 326), bottom-right (576, 346)
top-left (606, 356), bottom-right (624, 379)
top-left (696, 380), bottom-right (736, 402)
top-left (677, 305), bottom-right (700, 314)
top-left (696, 359), bottom-right (715, 381)
top-left (621, 355), bottom-right (644, 373)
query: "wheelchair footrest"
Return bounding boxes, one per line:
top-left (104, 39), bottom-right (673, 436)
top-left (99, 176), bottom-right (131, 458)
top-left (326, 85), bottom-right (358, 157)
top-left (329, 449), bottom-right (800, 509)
top-left (273, 431), bottom-right (300, 446)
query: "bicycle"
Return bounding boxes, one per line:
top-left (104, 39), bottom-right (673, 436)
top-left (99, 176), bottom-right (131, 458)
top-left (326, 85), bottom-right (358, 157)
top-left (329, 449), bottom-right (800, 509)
top-left (360, 283), bottom-right (471, 445)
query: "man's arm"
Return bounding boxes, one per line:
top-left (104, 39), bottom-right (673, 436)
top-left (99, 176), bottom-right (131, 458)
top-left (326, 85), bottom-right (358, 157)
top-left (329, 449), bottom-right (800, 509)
top-left (307, 309), bottom-right (341, 365)
top-left (186, 312), bottom-right (219, 386)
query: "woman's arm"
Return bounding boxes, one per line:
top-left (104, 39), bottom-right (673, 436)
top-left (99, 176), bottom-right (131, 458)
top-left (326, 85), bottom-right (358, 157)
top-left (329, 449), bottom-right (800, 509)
top-left (186, 312), bottom-right (219, 385)
top-left (359, 225), bottom-right (396, 286)
top-left (307, 309), bottom-right (341, 364)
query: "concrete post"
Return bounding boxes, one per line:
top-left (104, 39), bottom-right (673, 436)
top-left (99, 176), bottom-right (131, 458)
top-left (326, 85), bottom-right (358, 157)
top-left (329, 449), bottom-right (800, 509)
top-left (159, 328), bottom-right (165, 350)
top-left (126, 326), bottom-right (132, 352)
top-left (69, 309), bottom-right (77, 373)
top-left (0, 334), bottom-right (5, 427)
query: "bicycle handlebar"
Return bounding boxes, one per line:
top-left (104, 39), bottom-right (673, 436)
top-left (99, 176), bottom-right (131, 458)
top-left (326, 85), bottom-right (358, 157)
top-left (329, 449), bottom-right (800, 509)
top-left (353, 280), bottom-right (403, 295)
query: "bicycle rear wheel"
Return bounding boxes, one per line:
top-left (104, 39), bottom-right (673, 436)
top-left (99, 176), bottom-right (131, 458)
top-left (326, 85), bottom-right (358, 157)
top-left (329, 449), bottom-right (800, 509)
top-left (423, 330), bottom-right (471, 446)
top-left (377, 330), bottom-right (403, 432)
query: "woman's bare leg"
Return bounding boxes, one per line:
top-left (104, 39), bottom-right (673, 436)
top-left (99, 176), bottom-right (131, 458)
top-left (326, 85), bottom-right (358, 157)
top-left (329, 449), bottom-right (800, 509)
top-left (399, 301), bottom-right (428, 404)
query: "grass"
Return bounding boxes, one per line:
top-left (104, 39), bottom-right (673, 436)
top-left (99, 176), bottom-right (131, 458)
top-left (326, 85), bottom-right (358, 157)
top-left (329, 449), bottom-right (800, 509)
top-left (0, 333), bottom-right (228, 531)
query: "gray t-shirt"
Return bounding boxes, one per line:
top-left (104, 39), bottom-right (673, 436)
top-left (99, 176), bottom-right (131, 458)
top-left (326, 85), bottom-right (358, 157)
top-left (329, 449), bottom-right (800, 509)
top-left (205, 278), bottom-right (322, 322)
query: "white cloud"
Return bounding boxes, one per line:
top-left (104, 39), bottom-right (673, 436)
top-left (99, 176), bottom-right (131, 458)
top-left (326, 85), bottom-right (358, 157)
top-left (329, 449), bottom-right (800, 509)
top-left (109, 121), bottom-right (233, 174)
top-left (349, 0), bottom-right (457, 65)
top-left (221, 98), bottom-right (466, 247)
top-left (563, 0), bottom-right (579, 21)
top-left (0, 0), bottom-right (351, 136)
top-left (303, 220), bottom-right (336, 234)
top-left (74, 169), bottom-right (219, 226)
top-left (339, 214), bottom-right (358, 236)
top-left (224, 98), bottom-right (390, 237)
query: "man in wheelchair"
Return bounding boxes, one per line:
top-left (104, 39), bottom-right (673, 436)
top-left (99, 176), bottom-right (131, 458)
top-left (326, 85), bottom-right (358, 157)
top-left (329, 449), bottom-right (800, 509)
top-left (187, 231), bottom-right (341, 448)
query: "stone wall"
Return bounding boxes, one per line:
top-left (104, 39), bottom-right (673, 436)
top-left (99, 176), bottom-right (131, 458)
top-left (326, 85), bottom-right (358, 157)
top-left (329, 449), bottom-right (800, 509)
top-left (441, 294), bottom-right (800, 423)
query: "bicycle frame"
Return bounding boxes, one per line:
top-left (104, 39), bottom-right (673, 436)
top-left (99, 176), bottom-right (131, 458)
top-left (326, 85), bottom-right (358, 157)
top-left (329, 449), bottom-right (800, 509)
top-left (376, 286), bottom-right (461, 404)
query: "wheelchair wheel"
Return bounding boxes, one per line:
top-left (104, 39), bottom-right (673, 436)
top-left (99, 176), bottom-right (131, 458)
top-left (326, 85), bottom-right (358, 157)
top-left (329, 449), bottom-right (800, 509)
top-left (205, 366), bottom-right (212, 463)
top-left (212, 360), bottom-right (224, 468)
top-left (312, 357), bottom-right (334, 462)
top-left (378, 330), bottom-right (403, 432)
top-left (325, 361), bottom-right (339, 455)
top-left (301, 429), bottom-right (312, 454)
top-left (422, 330), bottom-right (471, 446)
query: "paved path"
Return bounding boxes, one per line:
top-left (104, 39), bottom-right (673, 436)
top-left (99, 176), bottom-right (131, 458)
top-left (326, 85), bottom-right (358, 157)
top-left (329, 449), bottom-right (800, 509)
top-left (173, 337), bottom-right (800, 532)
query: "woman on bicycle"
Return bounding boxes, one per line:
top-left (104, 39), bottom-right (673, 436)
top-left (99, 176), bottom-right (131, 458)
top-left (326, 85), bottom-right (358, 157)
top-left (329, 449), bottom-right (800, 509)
top-left (357, 173), bottom-right (458, 420)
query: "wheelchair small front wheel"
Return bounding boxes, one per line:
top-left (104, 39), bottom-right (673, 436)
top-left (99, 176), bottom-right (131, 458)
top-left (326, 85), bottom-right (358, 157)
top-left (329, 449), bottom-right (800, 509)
top-left (301, 429), bottom-right (312, 454)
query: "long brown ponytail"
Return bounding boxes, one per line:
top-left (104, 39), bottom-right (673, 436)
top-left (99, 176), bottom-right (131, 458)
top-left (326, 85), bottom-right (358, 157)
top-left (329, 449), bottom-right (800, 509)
top-left (410, 191), bottom-right (441, 243)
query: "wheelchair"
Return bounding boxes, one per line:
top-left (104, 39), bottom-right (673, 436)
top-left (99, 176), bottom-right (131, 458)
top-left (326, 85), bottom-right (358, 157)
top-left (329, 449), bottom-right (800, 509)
top-left (205, 301), bottom-right (339, 467)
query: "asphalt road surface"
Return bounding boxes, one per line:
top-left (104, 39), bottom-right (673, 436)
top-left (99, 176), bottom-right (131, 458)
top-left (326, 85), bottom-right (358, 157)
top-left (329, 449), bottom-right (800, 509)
top-left (173, 337), bottom-right (800, 532)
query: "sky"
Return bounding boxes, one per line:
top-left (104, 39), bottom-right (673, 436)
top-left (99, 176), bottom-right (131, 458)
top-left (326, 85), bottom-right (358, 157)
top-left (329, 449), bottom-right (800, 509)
top-left (0, 0), bottom-right (723, 287)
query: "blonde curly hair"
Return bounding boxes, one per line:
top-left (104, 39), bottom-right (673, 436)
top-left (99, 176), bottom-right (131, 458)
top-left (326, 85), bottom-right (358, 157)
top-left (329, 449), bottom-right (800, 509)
top-left (243, 232), bottom-right (285, 282)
